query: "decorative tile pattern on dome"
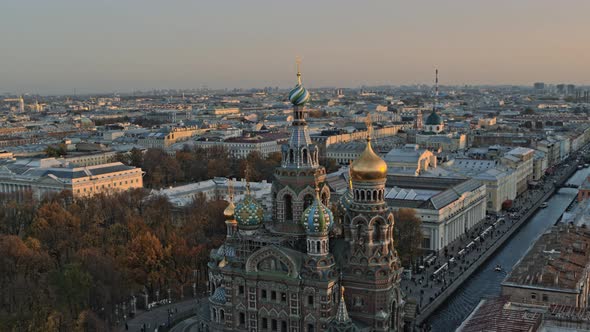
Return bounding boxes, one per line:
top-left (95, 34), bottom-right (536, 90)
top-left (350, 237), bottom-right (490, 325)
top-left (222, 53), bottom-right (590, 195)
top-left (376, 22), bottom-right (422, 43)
top-left (210, 286), bottom-right (226, 304)
top-left (301, 195), bottom-right (334, 233)
top-left (235, 194), bottom-right (264, 227)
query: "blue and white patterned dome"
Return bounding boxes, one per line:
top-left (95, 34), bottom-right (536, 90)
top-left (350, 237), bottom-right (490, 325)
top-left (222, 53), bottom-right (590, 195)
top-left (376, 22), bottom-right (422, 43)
top-left (301, 191), bottom-right (333, 234)
top-left (235, 191), bottom-right (264, 229)
top-left (210, 286), bottom-right (226, 304)
top-left (288, 72), bottom-right (310, 106)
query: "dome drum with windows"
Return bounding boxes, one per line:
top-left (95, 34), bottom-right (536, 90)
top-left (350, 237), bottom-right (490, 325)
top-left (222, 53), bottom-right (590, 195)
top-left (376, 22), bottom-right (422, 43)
top-left (301, 189), bottom-right (334, 234)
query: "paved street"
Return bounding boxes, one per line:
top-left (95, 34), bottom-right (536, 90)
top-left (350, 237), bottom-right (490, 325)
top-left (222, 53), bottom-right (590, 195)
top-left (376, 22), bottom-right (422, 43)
top-left (121, 299), bottom-right (197, 332)
top-left (401, 160), bottom-right (579, 319)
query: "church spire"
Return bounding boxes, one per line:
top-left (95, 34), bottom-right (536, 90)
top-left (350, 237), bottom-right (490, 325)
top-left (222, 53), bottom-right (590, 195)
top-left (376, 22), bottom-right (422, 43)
top-left (335, 285), bottom-right (352, 324)
top-left (433, 68), bottom-right (439, 113)
top-left (296, 56), bottom-right (302, 86)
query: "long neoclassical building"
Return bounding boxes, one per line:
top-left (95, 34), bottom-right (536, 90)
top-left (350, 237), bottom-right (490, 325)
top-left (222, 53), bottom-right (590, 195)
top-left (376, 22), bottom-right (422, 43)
top-left (197, 67), bottom-right (406, 331)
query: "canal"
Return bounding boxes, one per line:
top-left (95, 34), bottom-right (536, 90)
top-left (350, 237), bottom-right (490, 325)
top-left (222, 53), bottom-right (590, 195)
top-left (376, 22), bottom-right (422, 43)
top-left (428, 167), bottom-right (590, 331)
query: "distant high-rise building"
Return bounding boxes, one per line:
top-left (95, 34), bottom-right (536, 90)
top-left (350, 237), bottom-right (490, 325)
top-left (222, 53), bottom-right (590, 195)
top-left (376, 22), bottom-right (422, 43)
top-left (566, 84), bottom-right (576, 95)
top-left (556, 84), bottom-right (565, 94)
top-left (533, 82), bottom-right (545, 90)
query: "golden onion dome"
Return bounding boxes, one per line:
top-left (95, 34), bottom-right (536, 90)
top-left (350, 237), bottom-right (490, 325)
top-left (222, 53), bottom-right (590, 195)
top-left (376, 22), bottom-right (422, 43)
top-left (224, 201), bottom-right (236, 220)
top-left (350, 139), bottom-right (387, 181)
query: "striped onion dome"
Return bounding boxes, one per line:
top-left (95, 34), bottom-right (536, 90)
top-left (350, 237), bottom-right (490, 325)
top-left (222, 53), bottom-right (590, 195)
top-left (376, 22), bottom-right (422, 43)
top-left (288, 72), bottom-right (310, 106)
top-left (301, 190), bottom-right (334, 234)
top-left (235, 192), bottom-right (264, 229)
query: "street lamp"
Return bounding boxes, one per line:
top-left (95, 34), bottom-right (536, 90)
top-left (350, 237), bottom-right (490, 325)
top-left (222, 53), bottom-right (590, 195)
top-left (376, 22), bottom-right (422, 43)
top-left (131, 296), bottom-right (137, 315)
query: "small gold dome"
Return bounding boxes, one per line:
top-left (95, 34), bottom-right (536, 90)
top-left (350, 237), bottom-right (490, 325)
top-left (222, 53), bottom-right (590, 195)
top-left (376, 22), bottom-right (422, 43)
top-left (351, 139), bottom-right (387, 181)
top-left (224, 201), bottom-right (236, 220)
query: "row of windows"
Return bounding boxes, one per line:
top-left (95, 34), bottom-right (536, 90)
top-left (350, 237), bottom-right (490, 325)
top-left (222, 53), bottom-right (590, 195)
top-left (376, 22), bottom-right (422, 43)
top-left (530, 292), bottom-right (549, 302)
top-left (354, 189), bottom-right (384, 202)
top-left (244, 315), bottom-right (316, 332)
top-left (75, 178), bottom-right (140, 193)
top-left (238, 286), bottom-right (323, 309)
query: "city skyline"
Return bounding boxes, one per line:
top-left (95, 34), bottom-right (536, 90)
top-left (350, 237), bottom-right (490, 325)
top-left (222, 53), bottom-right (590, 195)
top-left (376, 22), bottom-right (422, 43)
top-left (2, 0), bottom-right (590, 94)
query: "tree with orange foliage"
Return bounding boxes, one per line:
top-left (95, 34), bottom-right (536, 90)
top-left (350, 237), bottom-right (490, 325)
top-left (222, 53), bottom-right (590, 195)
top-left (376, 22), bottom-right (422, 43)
top-left (393, 208), bottom-right (423, 267)
top-left (31, 201), bottom-right (82, 267)
top-left (126, 231), bottom-right (168, 295)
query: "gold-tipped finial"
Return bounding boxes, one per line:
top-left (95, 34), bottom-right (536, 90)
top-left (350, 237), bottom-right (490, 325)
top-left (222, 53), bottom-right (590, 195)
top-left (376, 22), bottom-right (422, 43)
top-left (296, 56), bottom-right (302, 85)
top-left (244, 167), bottom-right (251, 195)
top-left (228, 179), bottom-right (234, 202)
top-left (224, 179), bottom-right (236, 219)
top-left (315, 182), bottom-right (321, 200)
top-left (365, 113), bottom-right (373, 141)
top-left (348, 161), bottom-right (353, 190)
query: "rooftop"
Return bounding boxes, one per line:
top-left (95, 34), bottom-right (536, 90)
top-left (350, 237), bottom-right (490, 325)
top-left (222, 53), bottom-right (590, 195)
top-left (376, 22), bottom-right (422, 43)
top-left (503, 224), bottom-right (590, 292)
top-left (457, 297), bottom-right (542, 332)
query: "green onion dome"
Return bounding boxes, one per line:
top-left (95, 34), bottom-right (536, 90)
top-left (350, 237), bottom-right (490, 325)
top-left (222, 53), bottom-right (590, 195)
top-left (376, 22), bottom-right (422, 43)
top-left (235, 192), bottom-right (264, 230)
top-left (301, 190), bottom-right (334, 234)
top-left (288, 72), bottom-right (310, 106)
top-left (425, 110), bottom-right (443, 125)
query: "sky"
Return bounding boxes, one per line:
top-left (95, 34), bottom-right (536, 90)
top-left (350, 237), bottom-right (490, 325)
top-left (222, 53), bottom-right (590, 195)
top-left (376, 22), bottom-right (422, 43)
top-left (1, 0), bottom-right (590, 94)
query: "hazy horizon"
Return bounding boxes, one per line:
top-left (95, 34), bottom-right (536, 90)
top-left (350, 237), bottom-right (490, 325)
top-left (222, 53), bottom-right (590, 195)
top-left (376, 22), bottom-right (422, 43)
top-left (2, 0), bottom-right (590, 95)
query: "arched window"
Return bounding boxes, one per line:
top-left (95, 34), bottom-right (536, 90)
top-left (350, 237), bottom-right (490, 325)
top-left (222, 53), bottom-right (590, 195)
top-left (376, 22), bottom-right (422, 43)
top-left (372, 223), bottom-right (381, 243)
top-left (302, 149), bottom-right (308, 164)
top-left (220, 309), bottom-right (225, 322)
top-left (361, 191), bottom-right (365, 201)
top-left (391, 301), bottom-right (397, 329)
top-left (316, 241), bottom-right (320, 253)
top-left (373, 190), bottom-right (378, 201)
top-left (284, 195), bottom-right (293, 222)
top-left (303, 194), bottom-right (314, 210)
top-left (289, 149), bottom-right (294, 164)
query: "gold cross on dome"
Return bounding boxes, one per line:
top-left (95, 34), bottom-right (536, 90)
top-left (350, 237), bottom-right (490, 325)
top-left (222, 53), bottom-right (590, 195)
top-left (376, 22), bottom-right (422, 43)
top-left (228, 179), bottom-right (234, 202)
top-left (365, 114), bottom-right (373, 139)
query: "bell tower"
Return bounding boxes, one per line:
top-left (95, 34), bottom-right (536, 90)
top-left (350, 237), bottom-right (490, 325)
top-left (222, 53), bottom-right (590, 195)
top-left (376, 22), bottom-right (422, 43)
top-left (340, 118), bottom-right (404, 331)
top-left (271, 60), bottom-right (330, 235)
